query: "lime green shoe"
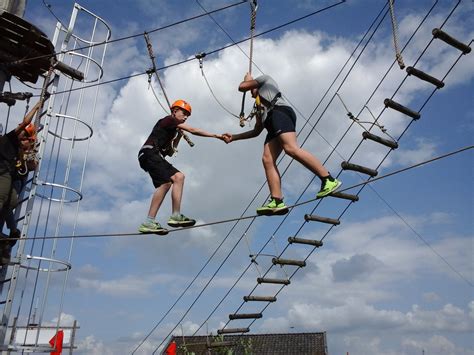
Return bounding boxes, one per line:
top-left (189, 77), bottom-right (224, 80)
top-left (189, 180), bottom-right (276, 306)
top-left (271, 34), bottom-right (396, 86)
top-left (317, 178), bottom-right (342, 198)
top-left (168, 214), bottom-right (196, 228)
top-left (256, 198), bottom-right (289, 216)
top-left (138, 221), bottom-right (168, 235)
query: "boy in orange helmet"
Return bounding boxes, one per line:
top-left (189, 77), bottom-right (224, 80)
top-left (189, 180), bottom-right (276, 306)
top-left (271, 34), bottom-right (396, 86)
top-left (138, 99), bottom-right (225, 234)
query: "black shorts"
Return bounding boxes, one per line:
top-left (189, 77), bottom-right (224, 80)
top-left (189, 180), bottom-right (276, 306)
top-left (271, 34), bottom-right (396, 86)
top-left (264, 105), bottom-right (297, 144)
top-left (138, 149), bottom-right (179, 188)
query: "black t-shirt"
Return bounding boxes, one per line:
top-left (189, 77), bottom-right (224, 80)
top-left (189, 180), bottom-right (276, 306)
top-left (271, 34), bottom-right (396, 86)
top-left (142, 115), bottom-right (179, 152)
top-left (0, 130), bottom-right (20, 175)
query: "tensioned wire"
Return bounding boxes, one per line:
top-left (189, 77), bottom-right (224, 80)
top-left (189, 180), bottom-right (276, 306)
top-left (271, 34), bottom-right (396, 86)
top-left (28, 1), bottom-right (347, 98)
top-left (3, 145), bottom-right (472, 244)
top-left (16, 0), bottom-right (248, 67)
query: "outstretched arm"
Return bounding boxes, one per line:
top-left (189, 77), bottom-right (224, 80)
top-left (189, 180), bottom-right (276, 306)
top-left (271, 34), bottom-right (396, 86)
top-left (223, 116), bottom-right (263, 143)
top-left (178, 123), bottom-right (224, 140)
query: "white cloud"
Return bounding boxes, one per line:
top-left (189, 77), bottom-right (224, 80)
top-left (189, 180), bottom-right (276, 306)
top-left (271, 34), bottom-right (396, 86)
top-left (74, 274), bottom-right (173, 297)
top-left (402, 335), bottom-right (474, 355)
top-left (76, 335), bottom-right (114, 355)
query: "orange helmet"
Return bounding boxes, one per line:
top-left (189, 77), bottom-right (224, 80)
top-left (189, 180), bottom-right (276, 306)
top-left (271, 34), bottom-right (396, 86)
top-left (171, 99), bottom-right (192, 115)
top-left (24, 123), bottom-right (37, 138)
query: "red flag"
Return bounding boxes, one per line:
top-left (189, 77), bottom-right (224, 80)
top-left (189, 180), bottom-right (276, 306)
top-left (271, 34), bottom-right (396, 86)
top-left (165, 340), bottom-right (177, 355)
top-left (49, 330), bottom-right (64, 355)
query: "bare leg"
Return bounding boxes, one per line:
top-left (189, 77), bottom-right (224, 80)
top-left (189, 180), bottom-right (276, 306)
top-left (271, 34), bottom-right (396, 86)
top-left (170, 172), bottom-right (185, 215)
top-left (147, 182), bottom-right (171, 219)
top-left (277, 132), bottom-right (329, 178)
top-left (262, 140), bottom-right (283, 198)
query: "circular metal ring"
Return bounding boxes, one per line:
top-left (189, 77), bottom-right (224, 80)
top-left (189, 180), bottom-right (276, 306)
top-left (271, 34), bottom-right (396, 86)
top-left (34, 181), bottom-right (83, 203)
top-left (59, 8), bottom-right (111, 45)
top-left (62, 52), bottom-right (104, 83)
top-left (49, 113), bottom-right (93, 141)
top-left (20, 255), bottom-right (72, 272)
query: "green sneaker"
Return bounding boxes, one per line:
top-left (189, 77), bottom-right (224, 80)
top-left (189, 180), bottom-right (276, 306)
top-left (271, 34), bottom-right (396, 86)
top-left (168, 214), bottom-right (196, 228)
top-left (317, 178), bottom-right (342, 198)
top-left (138, 221), bottom-right (168, 235)
top-left (256, 198), bottom-right (289, 216)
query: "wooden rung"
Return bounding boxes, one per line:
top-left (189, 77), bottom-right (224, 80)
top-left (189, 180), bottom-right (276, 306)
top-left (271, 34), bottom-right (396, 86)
top-left (341, 161), bottom-right (378, 177)
top-left (208, 341), bottom-right (236, 348)
top-left (304, 214), bottom-right (340, 225)
top-left (229, 313), bottom-right (262, 320)
top-left (406, 66), bottom-right (444, 88)
top-left (257, 277), bottom-right (291, 285)
top-left (288, 236), bottom-right (323, 248)
top-left (330, 191), bottom-right (359, 202)
top-left (244, 295), bottom-right (276, 302)
top-left (217, 328), bottom-right (249, 335)
top-left (362, 131), bottom-right (398, 149)
top-left (432, 28), bottom-right (471, 54)
top-left (272, 258), bottom-right (306, 267)
top-left (384, 98), bottom-right (420, 120)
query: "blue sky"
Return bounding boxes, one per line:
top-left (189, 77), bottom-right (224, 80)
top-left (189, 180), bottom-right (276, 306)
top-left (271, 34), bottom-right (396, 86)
top-left (1, 0), bottom-right (473, 354)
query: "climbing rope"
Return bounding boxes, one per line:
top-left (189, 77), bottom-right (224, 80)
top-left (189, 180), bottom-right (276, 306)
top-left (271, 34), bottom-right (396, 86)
top-left (388, 0), bottom-right (405, 69)
top-left (146, 71), bottom-right (169, 115)
top-left (238, 0), bottom-right (258, 127)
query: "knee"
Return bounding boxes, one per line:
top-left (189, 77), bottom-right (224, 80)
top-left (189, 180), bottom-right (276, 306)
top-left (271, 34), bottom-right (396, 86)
top-left (172, 172), bottom-right (185, 184)
top-left (262, 153), bottom-right (273, 168)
